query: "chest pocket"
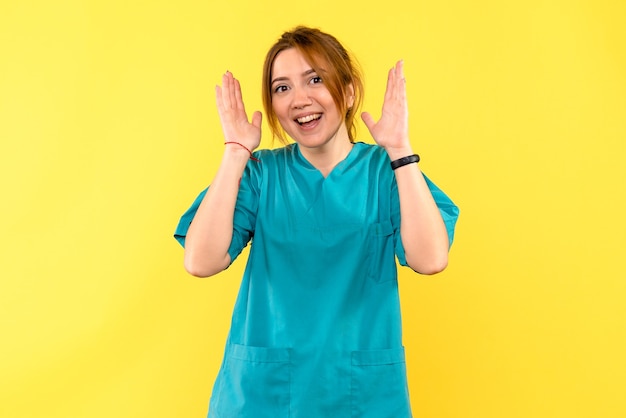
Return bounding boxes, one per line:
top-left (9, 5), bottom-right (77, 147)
top-left (367, 220), bottom-right (398, 284)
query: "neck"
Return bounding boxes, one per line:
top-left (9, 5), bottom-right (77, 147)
top-left (298, 130), bottom-right (354, 177)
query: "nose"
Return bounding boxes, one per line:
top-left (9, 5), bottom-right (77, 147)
top-left (292, 86), bottom-right (312, 109)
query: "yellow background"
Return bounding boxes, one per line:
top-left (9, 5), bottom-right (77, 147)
top-left (1, 0), bottom-right (625, 417)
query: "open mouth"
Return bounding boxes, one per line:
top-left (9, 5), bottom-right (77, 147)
top-left (295, 113), bottom-right (322, 126)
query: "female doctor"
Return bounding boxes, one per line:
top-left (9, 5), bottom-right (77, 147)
top-left (175, 26), bottom-right (459, 418)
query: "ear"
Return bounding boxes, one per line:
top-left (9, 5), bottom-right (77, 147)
top-left (345, 83), bottom-right (355, 109)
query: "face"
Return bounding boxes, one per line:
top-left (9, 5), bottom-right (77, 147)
top-left (270, 48), bottom-right (352, 150)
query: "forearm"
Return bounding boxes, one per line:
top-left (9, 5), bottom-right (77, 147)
top-left (387, 146), bottom-right (449, 275)
top-left (184, 146), bottom-right (251, 277)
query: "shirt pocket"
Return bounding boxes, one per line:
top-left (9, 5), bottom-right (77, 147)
top-left (350, 347), bottom-right (412, 418)
top-left (367, 220), bottom-right (398, 284)
top-left (211, 344), bottom-right (291, 418)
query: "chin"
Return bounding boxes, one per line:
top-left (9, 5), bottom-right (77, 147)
top-left (294, 137), bottom-right (332, 149)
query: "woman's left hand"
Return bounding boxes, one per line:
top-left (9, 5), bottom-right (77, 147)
top-left (361, 60), bottom-right (411, 153)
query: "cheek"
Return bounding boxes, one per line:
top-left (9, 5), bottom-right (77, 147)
top-left (272, 100), bottom-right (288, 120)
top-left (320, 93), bottom-right (340, 115)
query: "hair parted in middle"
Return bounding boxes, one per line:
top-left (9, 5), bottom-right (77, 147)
top-left (262, 26), bottom-right (364, 144)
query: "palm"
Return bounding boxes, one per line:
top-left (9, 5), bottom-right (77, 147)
top-left (215, 71), bottom-right (262, 150)
top-left (361, 61), bottom-right (410, 150)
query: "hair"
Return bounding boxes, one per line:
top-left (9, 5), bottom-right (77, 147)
top-left (262, 26), bottom-right (364, 144)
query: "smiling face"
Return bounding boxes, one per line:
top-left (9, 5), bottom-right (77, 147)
top-left (270, 48), bottom-right (352, 150)
top-left (262, 27), bottom-right (364, 145)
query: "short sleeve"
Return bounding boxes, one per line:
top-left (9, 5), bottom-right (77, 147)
top-left (173, 187), bottom-right (208, 247)
top-left (173, 161), bottom-right (261, 265)
top-left (392, 173), bottom-right (460, 267)
top-left (423, 174), bottom-right (459, 248)
top-left (390, 177), bottom-right (407, 266)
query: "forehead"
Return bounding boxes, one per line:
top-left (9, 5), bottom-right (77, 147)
top-left (272, 48), bottom-right (324, 78)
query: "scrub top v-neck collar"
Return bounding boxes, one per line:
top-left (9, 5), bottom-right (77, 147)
top-left (292, 142), bottom-right (360, 180)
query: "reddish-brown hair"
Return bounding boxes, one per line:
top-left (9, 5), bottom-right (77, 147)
top-left (262, 26), bottom-right (364, 144)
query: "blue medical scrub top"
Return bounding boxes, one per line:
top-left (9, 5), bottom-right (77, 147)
top-left (175, 142), bottom-right (459, 418)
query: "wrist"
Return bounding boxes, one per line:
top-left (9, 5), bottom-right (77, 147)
top-left (224, 142), bottom-right (260, 162)
top-left (223, 143), bottom-right (254, 164)
top-left (390, 154), bottom-right (420, 170)
top-left (384, 145), bottom-right (414, 161)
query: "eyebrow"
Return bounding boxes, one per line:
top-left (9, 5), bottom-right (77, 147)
top-left (271, 68), bottom-right (317, 86)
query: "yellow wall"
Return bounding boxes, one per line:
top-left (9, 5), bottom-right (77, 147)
top-left (1, 1), bottom-right (624, 417)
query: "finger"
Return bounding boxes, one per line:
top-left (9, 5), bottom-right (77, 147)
top-left (221, 72), bottom-right (232, 109)
top-left (360, 111), bottom-right (375, 132)
top-left (396, 60), bottom-right (407, 101)
top-left (222, 71), bottom-right (237, 109)
top-left (215, 85), bottom-right (224, 114)
top-left (384, 67), bottom-right (394, 103)
top-left (234, 78), bottom-right (244, 110)
top-left (392, 60), bottom-right (404, 99)
top-left (251, 111), bottom-right (263, 129)
top-left (396, 60), bottom-right (404, 79)
top-left (227, 72), bottom-right (238, 109)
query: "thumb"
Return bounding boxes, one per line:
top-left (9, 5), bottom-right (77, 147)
top-left (251, 111), bottom-right (262, 129)
top-left (360, 111), bottom-right (375, 132)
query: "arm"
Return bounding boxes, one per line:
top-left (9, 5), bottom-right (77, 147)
top-left (362, 61), bottom-right (449, 274)
top-left (184, 72), bottom-right (262, 277)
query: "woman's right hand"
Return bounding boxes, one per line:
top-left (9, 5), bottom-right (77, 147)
top-left (215, 71), bottom-right (262, 151)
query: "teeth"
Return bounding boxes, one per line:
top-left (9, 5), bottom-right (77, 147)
top-left (296, 114), bottom-right (321, 124)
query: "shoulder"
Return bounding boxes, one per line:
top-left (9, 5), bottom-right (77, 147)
top-left (353, 142), bottom-right (390, 162)
top-left (251, 144), bottom-right (297, 165)
top-left (351, 143), bottom-right (399, 196)
top-left (350, 142), bottom-right (393, 174)
top-left (242, 144), bottom-right (298, 188)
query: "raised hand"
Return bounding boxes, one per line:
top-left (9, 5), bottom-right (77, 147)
top-left (361, 60), bottom-right (411, 153)
top-left (215, 71), bottom-right (262, 151)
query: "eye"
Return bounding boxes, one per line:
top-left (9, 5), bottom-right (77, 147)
top-left (273, 85), bottom-right (289, 94)
top-left (310, 76), bottom-right (323, 84)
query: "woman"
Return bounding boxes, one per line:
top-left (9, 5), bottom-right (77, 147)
top-left (175, 26), bottom-right (459, 418)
